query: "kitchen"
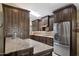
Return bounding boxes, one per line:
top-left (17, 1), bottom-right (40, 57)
top-left (0, 3), bottom-right (78, 56)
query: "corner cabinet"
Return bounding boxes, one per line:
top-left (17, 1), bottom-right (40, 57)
top-left (2, 4), bottom-right (30, 39)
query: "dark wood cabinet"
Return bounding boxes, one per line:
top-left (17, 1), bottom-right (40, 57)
top-left (33, 49), bottom-right (53, 56)
top-left (2, 4), bottom-right (30, 39)
top-left (32, 15), bottom-right (54, 31)
top-left (53, 4), bottom-right (76, 23)
top-left (4, 47), bottom-right (33, 56)
top-left (38, 20), bottom-right (42, 31)
top-left (32, 19), bottom-right (40, 31)
top-left (41, 16), bottom-right (49, 26)
top-left (49, 15), bottom-right (54, 31)
top-left (40, 16), bottom-right (49, 31)
top-left (30, 35), bottom-right (53, 46)
top-left (39, 15), bottom-right (54, 31)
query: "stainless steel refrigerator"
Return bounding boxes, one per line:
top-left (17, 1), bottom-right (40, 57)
top-left (53, 21), bottom-right (70, 56)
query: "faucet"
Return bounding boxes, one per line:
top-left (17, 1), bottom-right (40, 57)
top-left (12, 32), bottom-right (17, 39)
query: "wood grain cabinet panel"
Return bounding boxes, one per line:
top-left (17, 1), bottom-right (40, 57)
top-left (30, 35), bottom-right (53, 46)
top-left (53, 5), bottom-right (75, 23)
top-left (32, 15), bottom-right (54, 31)
top-left (32, 19), bottom-right (40, 31)
top-left (49, 15), bottom-right (54, 31)
top-left (4, 47), bottom-right (33, 56)
top-left (3, 4), bottom-right (30, 39)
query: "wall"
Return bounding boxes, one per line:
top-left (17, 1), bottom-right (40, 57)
top-left (0, 4), bottom-right (4, 54)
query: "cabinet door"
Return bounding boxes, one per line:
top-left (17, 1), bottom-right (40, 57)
top-left (32, 21), bottom-right (36, 31)
top-left (54, 13), bottom-right (60, 23)
top-left (49, 16), bottom-right (54, 31)
top-left (19, 10), bottom-right (29, 39)
top-left (3, 6), bottom-right (18, 37)
top-left (32, 20), bottom-right (39, 31)
top-left (42, 17), bottom-right (48, 25)
top-left (16, 48), bottom-right (33, 56)
top-left (24, 11), bottom-right (29, 38)
top-left (41, 16), bottom-right (48, 27)
top-left (63, 8), bottom-right (70, 20)
top-left (3, 5), bottom-right (19, 55)
top-left (4, 7), bottom-right (10, 37)
top-left (39, 20), bottom-right (42, 31)
top-left (19, 10), bottom-right (25, 39)
top-left (47, 38), bottom-right (53, 46)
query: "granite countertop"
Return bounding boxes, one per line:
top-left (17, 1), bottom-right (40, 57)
top-left (30, 31), bottom-right (54, 38)
top-left (5, 38), bottom-right (53, 54)
top-left (30, 34), bottom-right (54, 38)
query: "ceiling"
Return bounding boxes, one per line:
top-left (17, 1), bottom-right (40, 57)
top-left (5, 3), bottom-right (79, 21)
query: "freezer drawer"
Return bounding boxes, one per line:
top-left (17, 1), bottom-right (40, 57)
top-left (54, 43), bottom-right (70, 56)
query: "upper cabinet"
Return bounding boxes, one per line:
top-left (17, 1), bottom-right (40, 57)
top-left (53, 4), bottom-right (77, 23)
top-left (41, 16), bottom-right (49, 27)
top-left (2, 4), bottom-right (30, 39)
top-left (49, 15), bottom-right (54, 31)
top-left (32, 19), bottom-right (40, 31)
top-left (40, 15), bottom-right (54, 31)
top-left (40, 16), bottom-right (49, 31)
top-left (32, 15), bottom-right (54, 31)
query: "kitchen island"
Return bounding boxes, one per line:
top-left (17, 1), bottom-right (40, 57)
top-left (4, 38), bottom-right (53, 56)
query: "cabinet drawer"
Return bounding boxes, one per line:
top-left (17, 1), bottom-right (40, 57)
top-left (33, 49), bottom-right (53, 56)
top-left (5, 47), bottom-right (33, 56)
top-left (16, 48), bottom-right (33, 56)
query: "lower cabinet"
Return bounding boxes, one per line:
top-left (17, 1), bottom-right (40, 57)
top-left (30, 35), bottom-right (53, 46)
top-left (4, 47), bottom-right (33, 56)
top-left (33, 49), bottom-right (53, 56)
top-left (4, 48), bottom-right (53, 56)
